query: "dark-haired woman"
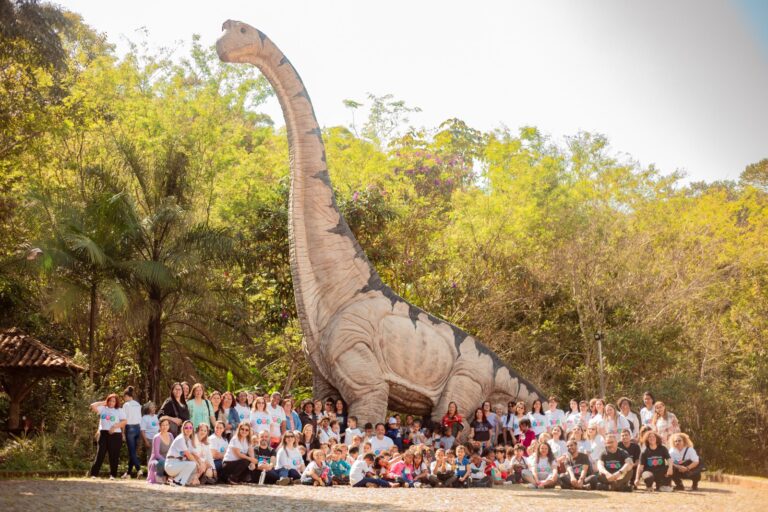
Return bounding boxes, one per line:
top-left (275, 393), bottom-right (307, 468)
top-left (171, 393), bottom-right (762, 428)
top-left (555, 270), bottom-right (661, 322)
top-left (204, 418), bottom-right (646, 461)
top-left (640, 392), bottom-right (655, 428)
top-left (527, 399), bottom-right (547, 437)
top-left (469, 408), bottom-right (492, 453)
top-left (158, 382), bottom-right (189, 436)
top-left (335, 398), bottom-right (348, 433)
top-left (89, 393), bottom-right (126, 480)
top-left (216, 391), bottom-right (238, 440)
top-left (635, 430), bottom-right (673, 492)
top-left (122, 386), bottom-right (142, 478)
top-left (147, 418), bottom-right (172, 484)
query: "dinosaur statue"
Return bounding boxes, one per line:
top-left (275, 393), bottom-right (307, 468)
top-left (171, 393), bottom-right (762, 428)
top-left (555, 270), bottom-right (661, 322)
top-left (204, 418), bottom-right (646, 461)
top-left (216, 20), bottom-right (544, 426)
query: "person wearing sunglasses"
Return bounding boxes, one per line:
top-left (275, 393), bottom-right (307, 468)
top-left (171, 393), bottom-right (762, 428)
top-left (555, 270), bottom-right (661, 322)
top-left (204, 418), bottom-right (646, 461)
top-left (164, 420), bottom-right (201, 486)
top-left (276, 430), bottom-right (305, 484)
top-left (251, 430), bottom-right (280, 485)
top-left (221, 421), bottom-right (258, 484)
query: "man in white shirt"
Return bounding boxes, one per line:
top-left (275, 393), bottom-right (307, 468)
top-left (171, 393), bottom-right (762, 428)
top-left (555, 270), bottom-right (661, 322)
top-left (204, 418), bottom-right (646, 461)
top-left (544, 396), bottom-right (566, 433)
top-left (368, 423), bottom-right (394, 455)
top-left (351, 453), bottom-right (390, 487)
top-left (266, 392), bottom-right (286, 448)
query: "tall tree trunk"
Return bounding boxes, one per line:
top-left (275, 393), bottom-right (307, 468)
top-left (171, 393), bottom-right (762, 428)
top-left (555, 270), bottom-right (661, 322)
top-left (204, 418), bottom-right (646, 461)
top-left (147, 294), bottom-right (163, 404)
top-left (88, 281), bottom-right (98, 382)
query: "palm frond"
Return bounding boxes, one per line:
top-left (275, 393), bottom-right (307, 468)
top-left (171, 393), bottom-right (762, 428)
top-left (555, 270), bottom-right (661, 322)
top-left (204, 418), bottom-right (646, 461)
top-left (118, 260), bottom-right (176, 290)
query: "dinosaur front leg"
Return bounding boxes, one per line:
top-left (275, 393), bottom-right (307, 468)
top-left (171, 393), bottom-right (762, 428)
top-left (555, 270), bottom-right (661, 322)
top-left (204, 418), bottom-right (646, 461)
top-left (347, 381), bottom-right (390, 428)
top-left (432, 372), bottom-right (485, 440)
top-left (312, 371), bottom-right (340, 402)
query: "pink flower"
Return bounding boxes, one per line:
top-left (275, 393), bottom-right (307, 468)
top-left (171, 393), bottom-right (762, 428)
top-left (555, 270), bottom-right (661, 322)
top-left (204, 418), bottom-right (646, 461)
top-left (352, 191), bottom-right (360, 201)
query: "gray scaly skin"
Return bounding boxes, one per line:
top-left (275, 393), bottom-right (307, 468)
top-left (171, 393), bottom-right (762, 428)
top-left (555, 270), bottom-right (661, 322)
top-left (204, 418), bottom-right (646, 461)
top-left (216, 20), bottom-right (544, 426)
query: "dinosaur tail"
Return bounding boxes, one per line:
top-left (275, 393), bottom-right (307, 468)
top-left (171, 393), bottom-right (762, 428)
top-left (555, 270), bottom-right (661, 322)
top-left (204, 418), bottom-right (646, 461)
top-left (491, 363), bottom-right (545, 408)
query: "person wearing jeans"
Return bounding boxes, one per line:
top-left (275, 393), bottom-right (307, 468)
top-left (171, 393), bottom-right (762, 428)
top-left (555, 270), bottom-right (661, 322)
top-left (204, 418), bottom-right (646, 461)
top-left (89, 394), bottom-right (126, 480)
top-left (122, 386), bottom-right (142, 478)
top-left (350, 454), bottom-right (391, 487)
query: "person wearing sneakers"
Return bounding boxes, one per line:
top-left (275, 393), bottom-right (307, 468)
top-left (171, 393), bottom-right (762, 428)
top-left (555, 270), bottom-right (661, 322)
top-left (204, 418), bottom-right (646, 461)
top-left (89, 393), bottom-right (126, 480)
top-left (121, 386), bottom-right (143, 479)
top-left (669, 433), bottom-right (701, 491)
top-left (251, 430), bottom-right (280, 485)
top-left (635, 430), bottom-right (674, 492)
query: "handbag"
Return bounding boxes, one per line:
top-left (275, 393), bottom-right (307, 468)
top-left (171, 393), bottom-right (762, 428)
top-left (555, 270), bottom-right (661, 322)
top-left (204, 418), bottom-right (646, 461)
top-left (680, 447), bottom-right (703, 476)
top-left (156, 459), bottom-right (166, 477)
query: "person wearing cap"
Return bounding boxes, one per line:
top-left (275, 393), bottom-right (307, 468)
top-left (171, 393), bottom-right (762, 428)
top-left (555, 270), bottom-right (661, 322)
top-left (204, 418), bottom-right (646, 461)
top-left (386, 417), bottom-right (404, 451)
top-left (266, 392), bottom-right (286, 449)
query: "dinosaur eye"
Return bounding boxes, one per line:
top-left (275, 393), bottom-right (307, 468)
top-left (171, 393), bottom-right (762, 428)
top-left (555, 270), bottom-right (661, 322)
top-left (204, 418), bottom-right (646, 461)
top-left (240, 27), bottom-right (246, 34)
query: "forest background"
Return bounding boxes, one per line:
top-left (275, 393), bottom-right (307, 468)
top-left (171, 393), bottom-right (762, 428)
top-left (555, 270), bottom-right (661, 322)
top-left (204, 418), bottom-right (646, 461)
top-left (0, 1), bottom-right (766, 475)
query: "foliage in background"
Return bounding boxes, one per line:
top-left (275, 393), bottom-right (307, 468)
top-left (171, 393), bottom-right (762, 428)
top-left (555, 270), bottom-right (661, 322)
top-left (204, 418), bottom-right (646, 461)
top-left (0, 1), bottom-right (766, 476)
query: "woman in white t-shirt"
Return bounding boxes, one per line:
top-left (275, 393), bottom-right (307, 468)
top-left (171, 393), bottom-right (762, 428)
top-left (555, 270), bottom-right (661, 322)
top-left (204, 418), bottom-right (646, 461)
top-left (568, 425), bottom-right (591, 457)
top-left (651, 401), bottom-right (680, 445)
top-left (578, 400), bottom-right (591, 430)
top-left (208, 421), bottom-right (229, 477)
top-left (547, 426), bottom-right (568, 463)
top-left (249, 397), bottom-right (271, 436)
top-left (275, 430), bottom-right (305, 482)
top-left (121, 386), bottom-right (142, 479)
top-left (584, 421), bottom-right (605, 470)
top-left (522, 442), bottom-right (558, 488)
top-left (603, 403), bottom-right (630, 438)
top-left (165, 420), bottom-right (201, 486)
top-left (527, 399), bottom-right (547, 437)
top-left (222, 421), bottom-right (258, 484)
top-left (617, 397), bottom-right (640, 439)
top-left (639, 392), bottom-right (655, 427)
top-left (88, 393), bottom-right (127, 480)
top-left (564, 399), bottom-right (581, 434)
top-left (195, 423), bottom-right (216, 484)
top-left (668, 433), bottom-right (700, 491)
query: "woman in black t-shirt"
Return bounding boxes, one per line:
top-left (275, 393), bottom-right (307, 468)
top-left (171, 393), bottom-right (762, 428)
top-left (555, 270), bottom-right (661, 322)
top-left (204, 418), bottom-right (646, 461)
top-left (469, 408), bottom-right (492, 452)
top-left (635, 430), bottom-right (673, 491)
top-left (158, 382), bottom-right (189, 437)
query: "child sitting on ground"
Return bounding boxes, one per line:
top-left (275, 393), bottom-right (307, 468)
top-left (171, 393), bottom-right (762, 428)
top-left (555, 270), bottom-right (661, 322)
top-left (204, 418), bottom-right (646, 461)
top-left (329, 445), bottom-right (351, 485)
top-left (469, 452), bottom-right (491, 487)
top-left (301, 449), bottom-right (332, 486)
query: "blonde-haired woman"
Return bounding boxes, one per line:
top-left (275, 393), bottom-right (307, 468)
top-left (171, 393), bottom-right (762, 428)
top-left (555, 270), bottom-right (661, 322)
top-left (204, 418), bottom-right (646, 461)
top-left (669, 433), bottom-right (701, 491)
top-left (651, 401), bottom-right (680, 445)
top-left (165, 420), bottom-right (201, 486)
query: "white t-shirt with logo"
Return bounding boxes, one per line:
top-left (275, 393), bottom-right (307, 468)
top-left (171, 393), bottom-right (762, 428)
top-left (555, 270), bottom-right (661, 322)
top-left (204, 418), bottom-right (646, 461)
top-left (208, 434), bottom-right (228, 457)
top-left (527, 412), bottom-right (547, 436)
top-left (250, 410), bottom-right (271, 434)
top-left (97, 406), bottom-right (126, 433)
top-left (168, 435), bottom-right (193, 459)
top-left (620, 411), bottom-right (640, 437)
top-left (344, 427), bottom-right (363, 446)
top-left (368, 435), bottom-right (394, 455)
top-left (122, 400), bottom-right (142, 425)
top-left (640, 407), bottom-right (654, 427)
top-left (548, 439), bottom-right (568, 458)
top-left (224, 436), bottom-right (251, 463)
top-left (544, 409), bottom-right (566, 432)
top-left (565, 411), bottom-right (581, 432)
top-left (604, 415), bottom-right (631, 437)
top-left (266, 403), bottom-right (286, 439)
top-left (140, 414), bottom-right (159, 438)
top-left (669, 446), bottom-right (699, 464)
top-left (276, 446), bottom-right (303, 470)
top-left (234, 404), bottom-right (250, 424)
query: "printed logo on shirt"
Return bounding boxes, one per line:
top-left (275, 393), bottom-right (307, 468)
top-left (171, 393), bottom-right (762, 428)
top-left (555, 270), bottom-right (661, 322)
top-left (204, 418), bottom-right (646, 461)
top-left (239, 413), bottom-right (245, 420)
top-left (606, 460), bottom-right (621, 471)
top-left (292, 457), bottom-right (302, 467)
top-left (151, 421), bottom-right (157, 427)
top-left (647, 456), bottom-right (664, 467)
top-left (272, 416), bottom-right (282, 424)
top-left (255, 418), bottom-right (269, 425)
top-left (220, 447), bottom-right (225, 453)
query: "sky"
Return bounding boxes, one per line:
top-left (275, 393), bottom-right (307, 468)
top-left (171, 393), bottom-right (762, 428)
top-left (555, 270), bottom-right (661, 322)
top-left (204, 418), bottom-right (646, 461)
top-left (57, 0), bottom-right (768, 184)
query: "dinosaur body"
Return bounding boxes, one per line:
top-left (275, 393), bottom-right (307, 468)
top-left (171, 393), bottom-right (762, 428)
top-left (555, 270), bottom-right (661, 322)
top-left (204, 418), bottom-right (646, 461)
top-left (216, 21), bottom-right (544, 425)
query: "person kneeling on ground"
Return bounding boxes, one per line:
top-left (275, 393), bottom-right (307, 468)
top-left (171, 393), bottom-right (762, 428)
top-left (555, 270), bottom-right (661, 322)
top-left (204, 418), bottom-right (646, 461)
top-left (275, 430), bottom-right (304, 484)
top-left (251, 430), bottom-right (280, 485)
top-left (350, 453), bottom-right (391, 487)
top-left (302, 449), bottom-right (333, 486)
top-left (596, 434), bottom-right (634, 491)
top-left (221, 421), bottom-right (257, 484)
top-left (559, 439), bottom-right (596, 490)
top-left (669, 433), bottom-right (701, 491)
top-left (635, 431), bottom-right (673, 492)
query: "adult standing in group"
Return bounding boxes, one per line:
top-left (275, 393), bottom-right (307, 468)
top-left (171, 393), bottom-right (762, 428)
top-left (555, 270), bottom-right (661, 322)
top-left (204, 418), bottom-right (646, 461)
top-left (266, 392), bottom-right (287, 448)
top-left (187, 383), bottom-right (216, 430)
top-left (298, 400), bottom-right (316, 433)
top-left (283, 397), bottom-right (302, 434)
top-left (121, 386), bottom-right (143, 478)
top-left (639, 392), bottom-right (655, 428)
top-left (89, 393), bottom-right (127, 480)
top-left (545, 396), bottom-right (566, 433)
top-left (234, 391), bottom-right (251, 426)
top-left (158, 382), bottom-right (189, 436)
top-left (216, 391), bottom-right (238, 440)
top-left (441, 401), bottom-right (464, 440)
top-left (617, 397), bottom-right (640, 439)
top-left (527, 399), bottom-right (547, 437)
top-left (334, 398), bottom-right (348, 433)
top-left (651, 401), bottom-right (680, 444)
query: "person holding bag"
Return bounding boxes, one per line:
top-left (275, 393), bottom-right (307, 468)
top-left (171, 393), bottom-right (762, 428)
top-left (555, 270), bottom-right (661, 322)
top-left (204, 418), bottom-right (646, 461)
top-left (669, 433), bottom-right (701, 490)
top-left (187, 383), bottom-right (216, 429)
top-left (158, 382), bottom-right (189, 436)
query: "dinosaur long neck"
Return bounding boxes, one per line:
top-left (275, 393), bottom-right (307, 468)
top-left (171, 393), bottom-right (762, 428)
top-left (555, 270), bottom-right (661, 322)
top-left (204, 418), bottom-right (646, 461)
top-left (243, 36), bottom-right (377, 355)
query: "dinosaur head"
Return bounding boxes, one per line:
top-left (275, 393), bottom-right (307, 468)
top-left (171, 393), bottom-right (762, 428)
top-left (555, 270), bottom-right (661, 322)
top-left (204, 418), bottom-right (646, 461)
top-left (217, 20), bottom-right (265, 63)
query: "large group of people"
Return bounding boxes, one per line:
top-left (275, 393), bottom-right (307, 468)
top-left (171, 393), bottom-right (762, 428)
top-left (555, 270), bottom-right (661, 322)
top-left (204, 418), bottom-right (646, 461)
top-left (88, 383), bottom-right (702, 493)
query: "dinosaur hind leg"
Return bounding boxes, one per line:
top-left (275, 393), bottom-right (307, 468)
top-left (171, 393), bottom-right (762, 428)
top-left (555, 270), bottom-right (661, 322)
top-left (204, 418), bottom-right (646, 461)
top-left (432, 373), bottom-right (485, 429)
